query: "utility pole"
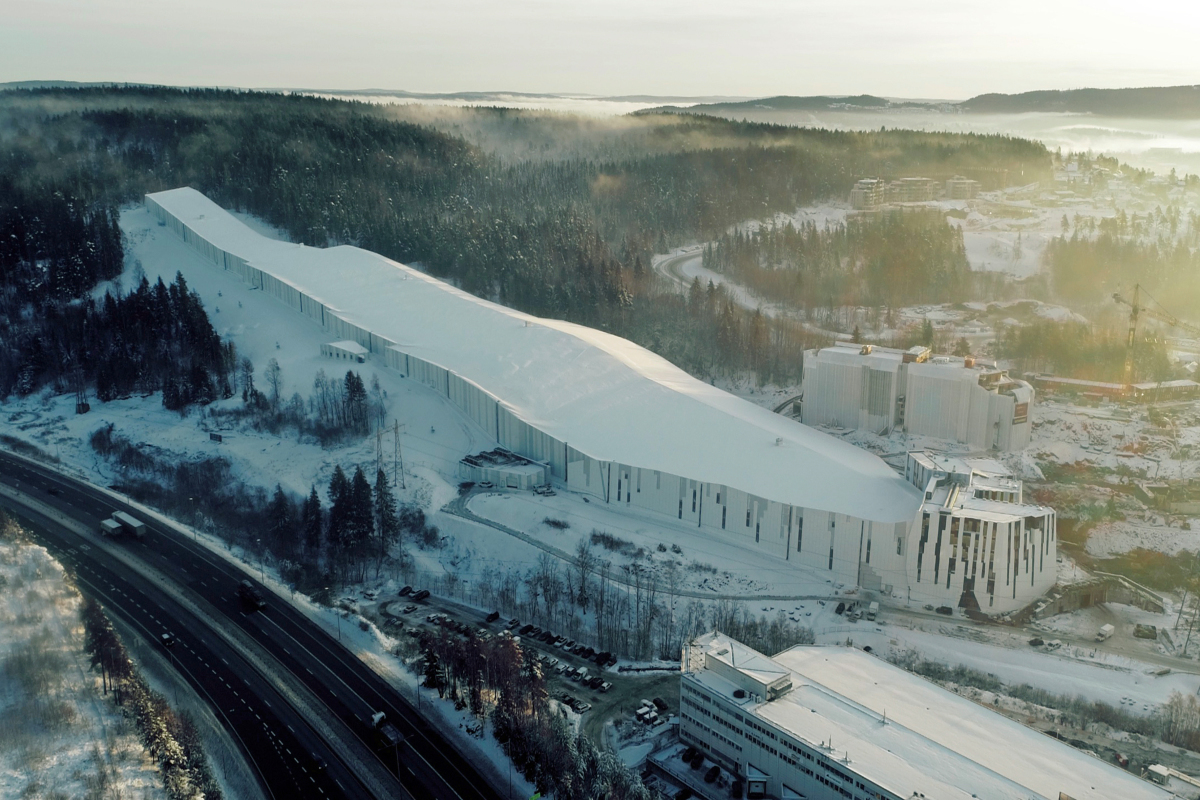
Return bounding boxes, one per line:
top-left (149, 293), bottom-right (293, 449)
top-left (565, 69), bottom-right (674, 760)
top-left (393, 419), bottom-right (406, 489)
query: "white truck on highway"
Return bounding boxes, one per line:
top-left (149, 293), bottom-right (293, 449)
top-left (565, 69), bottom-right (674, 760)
top-left (101, 511), bottom-right (147, 540)
top-left (1096, 623), bottom-right (1116, 642)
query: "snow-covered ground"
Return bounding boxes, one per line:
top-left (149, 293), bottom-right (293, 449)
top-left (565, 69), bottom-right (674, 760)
top-left (12, 201), bottom-right (486, 509)
top-left (816, 613), bottom-right (1199, 713)
top-left (0, 536), bottom-right (167, 800)
top-left (465, 491), bottom-right (844, 597)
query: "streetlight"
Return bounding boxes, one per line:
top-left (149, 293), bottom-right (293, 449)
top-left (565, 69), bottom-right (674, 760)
top-left (189, 497), bottom-right (196, 542)
top-left (255, 538), bottom-right (265, 582)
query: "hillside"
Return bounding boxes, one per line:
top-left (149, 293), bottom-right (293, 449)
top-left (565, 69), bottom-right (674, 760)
top-left (653, 84), bottom-right (1200, 119)
top-left (960, 85), bottom-right (1200, 117)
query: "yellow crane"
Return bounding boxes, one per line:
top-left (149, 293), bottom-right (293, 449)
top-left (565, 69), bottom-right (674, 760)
top-left (1112, 284), bottom-right (1200, 386)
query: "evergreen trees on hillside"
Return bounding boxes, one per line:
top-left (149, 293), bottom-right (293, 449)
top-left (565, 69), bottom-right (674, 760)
top-left (0, 87), bottom-right (1054, 395)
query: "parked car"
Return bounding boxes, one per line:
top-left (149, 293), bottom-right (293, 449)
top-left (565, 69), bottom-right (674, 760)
top-left (398, 586), bottom-right (413, 597)
top-left (400, 605), bottom-right (418, 614)
top-left (653, 697), bottom-right (668, 712)
top-left (599, 681), bottom-right (612, 693)
top-left (486, 611), bottom-right (501, 623)
top-left (605, 655), bottom-right (618, 667)
top-left (519, 624), bottom-right (535, 635)
top-left (587, 676), bottom-right (603, 690)
top-left (705, 766), bottom-right (720, 784)
top-left (681, 747), bottom-right (696, 762)
top-left (507, 618), bottom-right (520, 629)
top-left (554, 663), bottom-right (567, 674)
top-left (412, 589), bottom-right (431, 601)
top-left (562, 639), bottom-right (576, 650)
top-left (935, 605), bottom-right (953, 616)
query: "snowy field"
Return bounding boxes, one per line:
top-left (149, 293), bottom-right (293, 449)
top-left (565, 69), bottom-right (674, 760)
top-left (0, 535), bottom-right (166, 800)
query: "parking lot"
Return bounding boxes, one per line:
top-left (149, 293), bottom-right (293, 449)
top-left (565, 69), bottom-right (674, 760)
top-left (376, 587), bottom-right (682, 746)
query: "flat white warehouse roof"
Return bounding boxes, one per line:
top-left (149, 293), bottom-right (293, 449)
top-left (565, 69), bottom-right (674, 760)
top-left (147, 188), bottom-right (921, 523)
top-left (765, 646), bottom-right (1171, 800)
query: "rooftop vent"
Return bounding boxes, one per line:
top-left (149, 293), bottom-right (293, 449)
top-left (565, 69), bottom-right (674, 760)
top-left (860, 344), bottom-right (873, 355)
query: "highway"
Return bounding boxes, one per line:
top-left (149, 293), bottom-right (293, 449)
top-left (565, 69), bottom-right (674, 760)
top-left (0, 451), bottom-right (501, 800)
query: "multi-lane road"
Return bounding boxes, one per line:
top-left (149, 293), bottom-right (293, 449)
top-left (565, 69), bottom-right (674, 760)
top-left (0, 451), bottom-right (500, 800)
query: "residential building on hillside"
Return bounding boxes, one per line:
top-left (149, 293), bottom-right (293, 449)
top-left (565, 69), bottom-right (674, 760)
top-left (945, 175), bottom-right (981, 199)
top-left (887, 176), bottom-right (938, 202)
top-left (801, 342), bottom-right (1034, 451)
top-left (679, 633), bottom-right (1172, 800)
top-left (849, 178), bottom-right (886, 210)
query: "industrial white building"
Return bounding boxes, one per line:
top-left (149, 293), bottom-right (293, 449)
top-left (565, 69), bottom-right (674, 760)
top-left (146, 188), bottom-right (1056, 614)
top-left (680, 633), bottom-right (1174, 800)
top-left (801, 342), bottom-right (1034, 451)
top-left (901, 452), bottom-right (1056, 610)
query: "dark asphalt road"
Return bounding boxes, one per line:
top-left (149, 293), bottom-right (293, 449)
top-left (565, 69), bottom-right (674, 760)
top-left (0, 451), bottom-right (501, 800)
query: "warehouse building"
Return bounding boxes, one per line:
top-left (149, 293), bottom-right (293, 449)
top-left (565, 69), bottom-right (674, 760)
top-left (680, 632), bottom-right (1174, 800)
top-left (146, 188), bottom-right (1054, 614)
top-left (801, 342), bottom-right (1034, 451)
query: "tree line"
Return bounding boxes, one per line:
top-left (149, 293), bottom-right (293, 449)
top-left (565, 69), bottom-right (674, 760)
top-left (80, 595), bottom-right (222, 800)
top-left (702, 210), bottom-right (971, 310)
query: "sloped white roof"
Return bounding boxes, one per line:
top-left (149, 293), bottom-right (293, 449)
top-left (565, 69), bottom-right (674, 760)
top-left (147, 188), bottom-right (921, 523)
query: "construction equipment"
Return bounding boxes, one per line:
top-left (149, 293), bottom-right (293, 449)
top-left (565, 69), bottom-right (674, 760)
top-left (1113, 284), bottom-right (1200, 385)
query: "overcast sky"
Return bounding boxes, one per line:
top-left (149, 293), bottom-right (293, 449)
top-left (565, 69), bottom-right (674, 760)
top-left (5, 0), bottom-right (1198, 99)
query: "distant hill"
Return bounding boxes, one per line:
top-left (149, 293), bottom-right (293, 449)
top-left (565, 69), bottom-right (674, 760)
top-left (960, 85), bottom-right (1200, 117)
top-left (650, 85), bottom-right (1200, 119)
top-left (650, 94), bottom-right (906, 114)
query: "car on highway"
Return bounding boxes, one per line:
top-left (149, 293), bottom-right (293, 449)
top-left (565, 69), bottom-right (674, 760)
top-left (160, 632), bottom-right (176, 647)
top-left (237, 579), bottom-right (267, 611)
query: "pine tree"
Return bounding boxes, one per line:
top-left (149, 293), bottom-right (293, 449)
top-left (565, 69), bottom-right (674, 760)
top-left (349, 466), bottom-right (374, 558)
top-left (266, 484), bottom-right (294, 558)
top-left (327, 466), bottom-right (351, 570)
top-left (302, 484), bottom-right (323, 561)
top-left (374, 468), bottom-right (400, 576)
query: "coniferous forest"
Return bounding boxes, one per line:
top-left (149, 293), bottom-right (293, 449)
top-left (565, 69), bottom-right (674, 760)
top-left (0, 86), bottom-right (1052, 401)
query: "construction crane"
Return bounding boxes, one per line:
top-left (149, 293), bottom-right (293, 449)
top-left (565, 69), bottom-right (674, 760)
top-left (1112, 284), bottom-right (1200, 386)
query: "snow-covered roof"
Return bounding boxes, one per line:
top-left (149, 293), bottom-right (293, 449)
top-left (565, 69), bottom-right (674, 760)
top-left (146, 188), bottom-right (921, 523)
top-left (326, 340), bottom-right (369, 354)
top-left (690, 634), bottom-right (1171, 800)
